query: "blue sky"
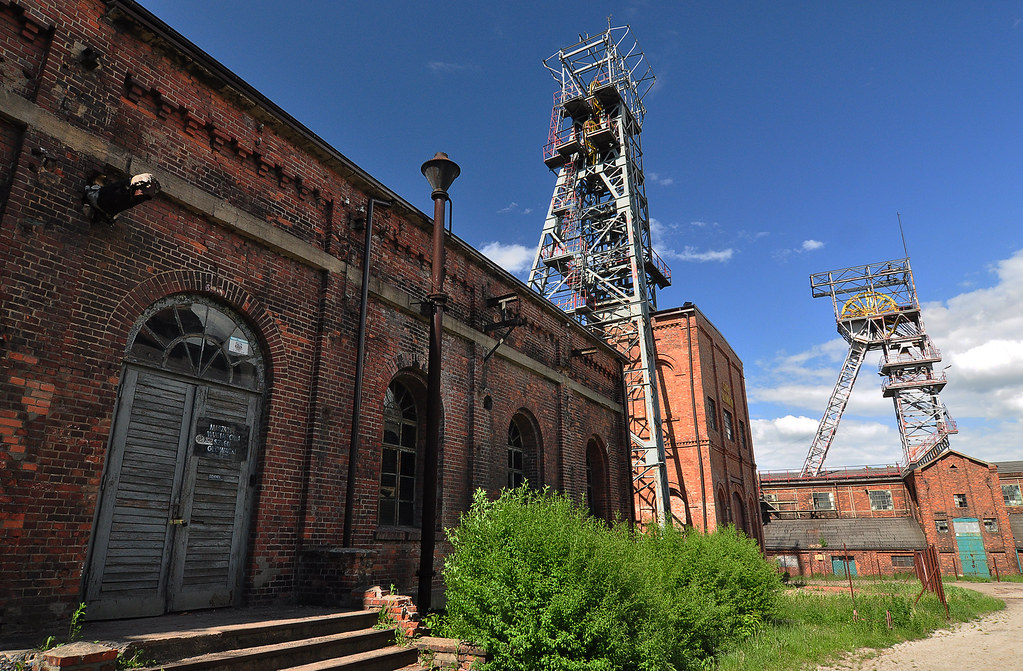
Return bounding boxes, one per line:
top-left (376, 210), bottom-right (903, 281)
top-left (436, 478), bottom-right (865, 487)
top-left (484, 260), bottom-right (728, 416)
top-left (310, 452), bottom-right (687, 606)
top-left (137, 1), bottom-right (1023, 470)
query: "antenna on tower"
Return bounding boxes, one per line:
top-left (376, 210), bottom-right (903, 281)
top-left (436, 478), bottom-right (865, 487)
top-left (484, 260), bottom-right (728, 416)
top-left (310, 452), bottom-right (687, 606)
top-left (897, 212), bottom-right (909, 258)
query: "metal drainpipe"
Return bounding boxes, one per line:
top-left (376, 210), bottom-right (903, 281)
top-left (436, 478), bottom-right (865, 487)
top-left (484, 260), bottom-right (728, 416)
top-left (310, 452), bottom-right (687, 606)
top-left (343, 198), bottom-right (391, 548)
top-left (686, 309), bottom-right (708, 532)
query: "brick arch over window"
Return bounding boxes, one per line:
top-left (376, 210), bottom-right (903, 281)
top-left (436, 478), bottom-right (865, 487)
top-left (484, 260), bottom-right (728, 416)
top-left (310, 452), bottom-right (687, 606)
top-left (586, 436), bottom-right (611, 521)
top-left (506, 409), bottom-right (542, 489)
top-left (106, 271), bottom-right (287, 383)
top-left (378, 372), bottom-right (428, 527)
top-left (716, 486), bottom-right (729, 526)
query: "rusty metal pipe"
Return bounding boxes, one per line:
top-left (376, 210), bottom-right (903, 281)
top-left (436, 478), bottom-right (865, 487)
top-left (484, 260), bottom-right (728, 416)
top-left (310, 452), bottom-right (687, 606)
top-left (343, 198), bottom-right (391, 548)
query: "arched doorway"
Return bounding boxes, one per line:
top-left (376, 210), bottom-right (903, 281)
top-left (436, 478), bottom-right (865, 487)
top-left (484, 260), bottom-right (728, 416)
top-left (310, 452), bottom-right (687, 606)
top-left (85, 296), bottom-right (266, 619)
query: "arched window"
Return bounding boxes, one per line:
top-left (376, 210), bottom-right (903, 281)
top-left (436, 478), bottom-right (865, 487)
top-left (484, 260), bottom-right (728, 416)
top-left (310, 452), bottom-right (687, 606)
top-left (506, 411), bottom-right (542, 490)
top-left (507, 419), bottom-right (526, 489)
top-left (127, 296), bottom-right (263, 390)
top-left (586, 437), bottom-right (610, 520)
top-left (380, 380), bottom-right (418, 526)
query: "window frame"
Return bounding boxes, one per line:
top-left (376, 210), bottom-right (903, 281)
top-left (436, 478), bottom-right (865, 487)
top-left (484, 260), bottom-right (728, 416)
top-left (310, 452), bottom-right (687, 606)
top-left (812, 491), bottom-right (835, 511)
top-left (891, 555), bottom-right (915, 569)
top-left (706, 397), bottom-right (718, 431)
top-left (722, 408), bottom-right (734, 441)
top-left (984, 518), bottom-right (999, 533)
top-left (935, 519), bottom-right (949, 533)
top-left (1003, 484), bottom-right (1023, 507)
top-left (868, 490), bottom-right (894, 511)
top-left (379, 380), bottom-right (419, 527)
top-left (507, 418), bottom-right (526, 490)
top-left (953, 493), bottom-right (968, 508)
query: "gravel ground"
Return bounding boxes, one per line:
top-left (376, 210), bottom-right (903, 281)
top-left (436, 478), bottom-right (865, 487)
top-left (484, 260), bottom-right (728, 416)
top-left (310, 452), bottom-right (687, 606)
top-left (816, 581), bottom-right (1023, 670)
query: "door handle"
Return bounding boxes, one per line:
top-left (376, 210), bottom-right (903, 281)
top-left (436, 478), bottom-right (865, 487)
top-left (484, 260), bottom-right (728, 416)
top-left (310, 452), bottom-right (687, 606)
top-left (169, 518), bottom-right (188, 527)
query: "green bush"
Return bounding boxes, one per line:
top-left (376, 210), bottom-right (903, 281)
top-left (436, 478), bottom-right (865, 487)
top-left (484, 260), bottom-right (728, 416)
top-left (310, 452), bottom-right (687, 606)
top-left (442, 486), bottom-right (782, 671)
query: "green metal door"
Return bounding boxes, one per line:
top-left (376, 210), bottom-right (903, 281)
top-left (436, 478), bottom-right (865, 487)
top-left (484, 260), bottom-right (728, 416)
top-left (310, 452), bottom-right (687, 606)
top-left (831, 556), bottom-right (857, 577)
top-left (953, 518), bottom-right (990, 577)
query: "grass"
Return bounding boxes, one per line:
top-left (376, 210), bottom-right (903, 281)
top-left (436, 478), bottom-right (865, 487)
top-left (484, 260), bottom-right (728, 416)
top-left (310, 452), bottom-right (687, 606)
top-left (715, 580), bottom-right (1003, 670)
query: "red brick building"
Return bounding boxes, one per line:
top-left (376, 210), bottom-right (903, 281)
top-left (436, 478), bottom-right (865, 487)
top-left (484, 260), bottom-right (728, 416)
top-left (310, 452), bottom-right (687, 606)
top-left (0, 0), bottom-right (635, 635)
top-left (761, 451), bottom-right (1023, 578)
top-left (646, 304), bottom-right (763, 545)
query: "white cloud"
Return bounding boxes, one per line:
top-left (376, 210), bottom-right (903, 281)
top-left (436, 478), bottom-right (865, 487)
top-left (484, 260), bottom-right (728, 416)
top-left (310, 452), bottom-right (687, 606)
top-left (665, 246), bottom-right (734, 263)
top-left (647, 172), bottom-right (674, 186)
top-left (800, 239), bottom-right (824, 252)
top-left (497, 202), bottom-right (518, 214)
top-left (479, 241), bottom-right (533, 274)
top-left (427, 61), bottom-right (480, 73)
top-left (523, 208), bottom-right (533, 215)
top-left (750, 248), bottom-right (1023, 470)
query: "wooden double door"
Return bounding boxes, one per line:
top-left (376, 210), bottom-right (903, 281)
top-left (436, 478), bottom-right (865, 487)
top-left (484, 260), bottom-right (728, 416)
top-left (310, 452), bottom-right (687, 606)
top-left (85, 367), bottom-right (261, 619)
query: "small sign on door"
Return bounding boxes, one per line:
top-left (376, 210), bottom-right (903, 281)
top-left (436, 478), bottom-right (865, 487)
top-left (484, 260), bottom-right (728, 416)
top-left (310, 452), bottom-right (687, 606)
top-left (193, 418), bottom-right (249, 461)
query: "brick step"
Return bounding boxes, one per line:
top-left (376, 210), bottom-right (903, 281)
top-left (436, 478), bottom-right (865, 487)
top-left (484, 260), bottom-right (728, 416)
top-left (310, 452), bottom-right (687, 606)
top-left (134, 610), bottom-right (379, 662)
top-left (278, 645), bottom-right (420, 671)
top-left (142, 627), bottom-right (394, 671)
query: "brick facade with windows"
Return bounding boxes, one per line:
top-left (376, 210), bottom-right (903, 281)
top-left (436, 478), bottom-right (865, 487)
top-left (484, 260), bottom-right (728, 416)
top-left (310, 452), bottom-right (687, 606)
top-left (0, 0), bottom-right (634, 635)
top-left (761, 451), bottom-right (1023, 578)
top-left (643, 304), bottom-right (763, 545)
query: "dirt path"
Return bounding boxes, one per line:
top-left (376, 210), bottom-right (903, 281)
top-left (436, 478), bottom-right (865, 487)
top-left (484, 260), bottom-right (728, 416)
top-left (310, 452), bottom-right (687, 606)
top-left (817, 582), bottom-right (1023, 670)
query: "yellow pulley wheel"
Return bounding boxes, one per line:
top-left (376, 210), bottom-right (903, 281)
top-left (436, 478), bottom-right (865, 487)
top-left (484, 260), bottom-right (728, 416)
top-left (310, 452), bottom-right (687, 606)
top-left (840, 291), bottom-right (897, 318)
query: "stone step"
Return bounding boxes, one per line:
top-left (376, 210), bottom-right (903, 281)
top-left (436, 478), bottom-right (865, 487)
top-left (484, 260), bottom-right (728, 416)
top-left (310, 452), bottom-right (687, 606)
top-left (132, 610), bottom-right (379, 662)
top-left (278, 645), bottom-right (420, 671)
top-left (143, 627), bottom-right (394, 671)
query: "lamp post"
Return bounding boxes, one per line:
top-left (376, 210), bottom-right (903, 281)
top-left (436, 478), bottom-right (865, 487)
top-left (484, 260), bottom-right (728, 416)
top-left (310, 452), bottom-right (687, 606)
top-left (418, 152), bottom-right (459, 611)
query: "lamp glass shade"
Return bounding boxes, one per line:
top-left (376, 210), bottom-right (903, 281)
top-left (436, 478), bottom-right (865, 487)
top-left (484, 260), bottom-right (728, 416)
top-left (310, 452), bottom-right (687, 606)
top-left (421, 152), bottom-right (460, 193)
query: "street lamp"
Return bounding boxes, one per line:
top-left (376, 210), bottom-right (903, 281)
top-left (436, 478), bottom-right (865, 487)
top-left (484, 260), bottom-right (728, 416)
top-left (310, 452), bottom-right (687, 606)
top-left (418, 152), bottom-right (459, 611)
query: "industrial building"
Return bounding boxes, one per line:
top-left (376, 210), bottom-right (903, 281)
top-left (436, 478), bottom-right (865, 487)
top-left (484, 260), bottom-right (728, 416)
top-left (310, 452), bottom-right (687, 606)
top-left (0, 0), bottom-right (642, 634)
top-left (761, 453), bottom-right (1023, 578)
top-left (760, 259), bottom-right (1021, 578)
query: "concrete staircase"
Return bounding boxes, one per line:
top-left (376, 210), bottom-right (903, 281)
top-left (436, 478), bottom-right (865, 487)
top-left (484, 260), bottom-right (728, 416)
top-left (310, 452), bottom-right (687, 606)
top-left (133, 610), bottom-right (421, 671)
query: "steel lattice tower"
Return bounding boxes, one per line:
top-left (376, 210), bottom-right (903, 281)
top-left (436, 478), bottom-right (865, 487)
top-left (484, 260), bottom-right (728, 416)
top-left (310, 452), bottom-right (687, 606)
top-left (801, 258), bottom-right (957, 476)
top-left (527, 26), bottom-right (674, 523)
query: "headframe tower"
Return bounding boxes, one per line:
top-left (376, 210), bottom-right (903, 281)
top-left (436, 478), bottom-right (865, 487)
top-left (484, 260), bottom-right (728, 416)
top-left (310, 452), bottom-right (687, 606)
top-left (527, 26), bottom-right (674, 522)
top-left (801, 258), bottom-right (957, 476)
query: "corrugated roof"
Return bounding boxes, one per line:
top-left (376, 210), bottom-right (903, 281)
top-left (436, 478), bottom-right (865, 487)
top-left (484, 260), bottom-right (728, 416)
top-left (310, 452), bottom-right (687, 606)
top-left (1009, 514), bottom-right (1023, 549)
top-left (763, 517), bottom-right (928, 551)
top-left (995, 461), bottom-right (1023, 474)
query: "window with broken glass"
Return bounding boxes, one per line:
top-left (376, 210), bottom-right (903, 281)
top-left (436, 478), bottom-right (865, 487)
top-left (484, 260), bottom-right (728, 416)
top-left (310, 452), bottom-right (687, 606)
top-left (1003, 484), bottom-right (1023, 507)
top-left (953, 493), bottom-right (968, 508)
top-left (935, 519), bottom-right (949, 533)
top-left (984, 518), bottom-right (999, 533)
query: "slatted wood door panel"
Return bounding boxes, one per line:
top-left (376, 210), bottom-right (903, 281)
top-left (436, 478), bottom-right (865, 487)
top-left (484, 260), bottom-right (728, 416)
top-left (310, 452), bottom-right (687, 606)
top-left (85, 369), bottom-right (195, 619)
top-left (168, 384), bottom-right (259, 611)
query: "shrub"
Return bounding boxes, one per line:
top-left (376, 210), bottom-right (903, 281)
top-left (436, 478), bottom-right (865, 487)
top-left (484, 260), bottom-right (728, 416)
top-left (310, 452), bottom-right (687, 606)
top-left (442, 486), bottom-right (781, 671)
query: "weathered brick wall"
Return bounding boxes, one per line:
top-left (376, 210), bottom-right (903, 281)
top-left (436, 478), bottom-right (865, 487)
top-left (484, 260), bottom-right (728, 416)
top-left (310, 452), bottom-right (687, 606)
top-left (0, 0), bottom-right (630, 634)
